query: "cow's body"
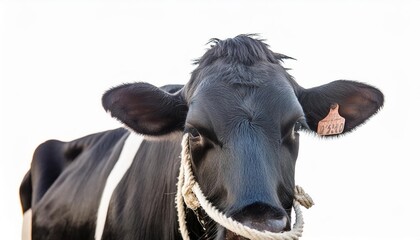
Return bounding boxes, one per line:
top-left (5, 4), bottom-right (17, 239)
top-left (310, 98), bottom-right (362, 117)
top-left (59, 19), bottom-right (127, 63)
top-left (20, 35), bottom-right (384, 240)
top-left (26, 128), bottom-right (186, 240)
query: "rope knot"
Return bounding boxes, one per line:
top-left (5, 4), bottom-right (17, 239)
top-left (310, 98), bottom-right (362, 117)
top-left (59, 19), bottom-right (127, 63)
top-left (294, 185), bottom-right (314, 209)
top-left (181, 174), bottom-right (200, 210)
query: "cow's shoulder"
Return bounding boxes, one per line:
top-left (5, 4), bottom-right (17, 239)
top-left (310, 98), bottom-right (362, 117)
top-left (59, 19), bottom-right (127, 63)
top-left (31, 128), bottom-right (130, 239)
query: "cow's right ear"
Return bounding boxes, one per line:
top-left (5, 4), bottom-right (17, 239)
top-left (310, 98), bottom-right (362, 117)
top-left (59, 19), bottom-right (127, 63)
top-left (102, 82), bottom-right (188, 136)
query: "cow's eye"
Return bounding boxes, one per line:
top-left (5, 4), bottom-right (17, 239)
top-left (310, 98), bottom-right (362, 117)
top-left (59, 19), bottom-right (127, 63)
top-left (294, 119), bottom-right (308, 133)
top-left (188, 127), bottom-right (201, 140)
top-left (294, 122), bottom-right (303, 132)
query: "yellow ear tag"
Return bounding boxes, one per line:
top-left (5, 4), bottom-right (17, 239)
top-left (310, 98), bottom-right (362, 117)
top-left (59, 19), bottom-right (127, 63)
top-left (317, 103), bottom-right (345, 136)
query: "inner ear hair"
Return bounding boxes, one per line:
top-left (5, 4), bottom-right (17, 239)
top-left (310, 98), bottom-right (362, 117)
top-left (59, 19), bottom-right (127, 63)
top-left (102, 82), bottom-right (188, 136)
top-left (298, 80), bottom-right (384, 134)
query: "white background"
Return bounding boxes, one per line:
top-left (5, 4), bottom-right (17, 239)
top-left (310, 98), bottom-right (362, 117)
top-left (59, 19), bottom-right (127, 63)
top-left (1, 1), bottom-right (420, 239)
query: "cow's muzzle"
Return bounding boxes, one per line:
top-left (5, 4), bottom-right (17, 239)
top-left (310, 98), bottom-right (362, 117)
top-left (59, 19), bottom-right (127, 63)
top-left (223, 203), bottom-right (290, 240)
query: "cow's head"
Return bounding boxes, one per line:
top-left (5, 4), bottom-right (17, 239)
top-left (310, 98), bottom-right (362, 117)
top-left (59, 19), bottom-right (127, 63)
top-left (102, 35), bottom-right (384, 239)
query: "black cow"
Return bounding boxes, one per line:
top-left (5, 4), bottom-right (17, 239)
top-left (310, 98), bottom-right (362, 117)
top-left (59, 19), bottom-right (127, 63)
top-left (20, 35), bottom-right (384, 240)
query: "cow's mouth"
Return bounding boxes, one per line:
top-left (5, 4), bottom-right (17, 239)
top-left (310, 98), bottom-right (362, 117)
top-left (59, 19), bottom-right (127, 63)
top-left (225, 230), bottom-right (248, 240)
top-left (225, 230), bottom-right (255, 240)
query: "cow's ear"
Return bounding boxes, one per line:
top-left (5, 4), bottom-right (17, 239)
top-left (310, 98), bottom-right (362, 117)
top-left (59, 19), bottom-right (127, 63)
top-left (102, 82), bottom-right (188, 136)
top-left (297, 80), bottom-right (384, 135)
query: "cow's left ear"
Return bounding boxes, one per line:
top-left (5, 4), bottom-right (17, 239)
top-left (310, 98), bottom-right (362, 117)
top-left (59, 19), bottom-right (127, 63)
top-left (297, 80), bottom-right (384, 135)
top-left (102, 82), bottom-right (188, 136)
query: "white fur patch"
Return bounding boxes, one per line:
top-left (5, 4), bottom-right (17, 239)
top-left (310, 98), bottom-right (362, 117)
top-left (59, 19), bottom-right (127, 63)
top-left (22, 209), bottom-right (32, 240)
top-left (95, 133), bottom-right (144, 240)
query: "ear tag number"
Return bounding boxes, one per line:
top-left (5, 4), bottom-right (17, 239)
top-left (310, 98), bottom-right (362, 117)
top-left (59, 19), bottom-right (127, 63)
top-left (317, 103), bottom-right (345, 136)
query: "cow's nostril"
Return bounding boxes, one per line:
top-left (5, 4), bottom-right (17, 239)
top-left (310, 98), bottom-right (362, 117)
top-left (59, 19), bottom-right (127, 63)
top-left (242, 216), bottom-right (288, 233)
top-left (265, 217), bottom-right (288, 232)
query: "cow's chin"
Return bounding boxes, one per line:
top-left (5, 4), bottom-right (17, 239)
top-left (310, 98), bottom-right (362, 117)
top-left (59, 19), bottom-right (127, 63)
top-left (225, 230), bottom-right (249, 240)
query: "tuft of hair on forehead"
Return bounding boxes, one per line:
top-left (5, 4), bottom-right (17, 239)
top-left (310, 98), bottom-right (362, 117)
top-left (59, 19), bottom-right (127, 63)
top-left (194, 34), bottom-right (294, 66)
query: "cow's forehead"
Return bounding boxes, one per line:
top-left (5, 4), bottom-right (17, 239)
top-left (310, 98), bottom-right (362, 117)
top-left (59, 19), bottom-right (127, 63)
top-left (188, 59), bottom-right (295, 99)
top-left (186, 74), bottom-right (304, 137)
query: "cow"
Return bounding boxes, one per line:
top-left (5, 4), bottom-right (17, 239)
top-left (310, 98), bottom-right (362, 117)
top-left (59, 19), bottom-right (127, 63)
top-left (19, 34), bottom-right (384, 240)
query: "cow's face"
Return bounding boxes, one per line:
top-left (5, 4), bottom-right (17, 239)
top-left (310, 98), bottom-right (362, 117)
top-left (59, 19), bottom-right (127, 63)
top-left (102, 35), bottom-right (384, 239)
top-left (184, 65), bottom-right (304, 233)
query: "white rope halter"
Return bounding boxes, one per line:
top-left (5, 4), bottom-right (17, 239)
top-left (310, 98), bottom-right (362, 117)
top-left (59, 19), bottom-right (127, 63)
top-left (176, 134), bottom-right (314, 240)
